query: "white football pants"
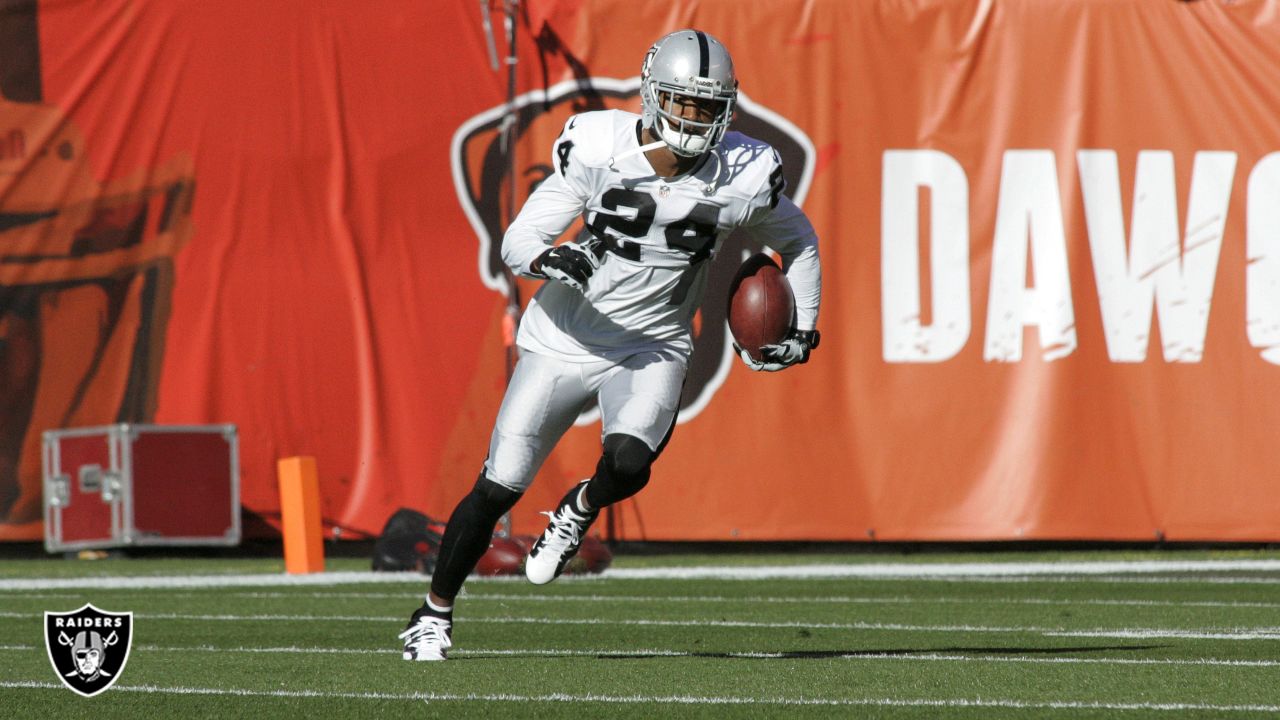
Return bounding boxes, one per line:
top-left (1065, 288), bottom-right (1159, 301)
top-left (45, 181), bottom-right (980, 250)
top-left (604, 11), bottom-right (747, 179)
top-left (483, 349), bottom-right (687, 492)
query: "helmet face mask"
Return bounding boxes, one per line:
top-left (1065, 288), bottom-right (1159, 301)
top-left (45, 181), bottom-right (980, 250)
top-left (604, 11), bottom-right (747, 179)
top-left (640, 30), bottom-right (738, 157)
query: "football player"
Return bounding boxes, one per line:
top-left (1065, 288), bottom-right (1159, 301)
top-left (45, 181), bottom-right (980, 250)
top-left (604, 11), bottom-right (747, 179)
top-left (400, 28), bottom-right (822, 661)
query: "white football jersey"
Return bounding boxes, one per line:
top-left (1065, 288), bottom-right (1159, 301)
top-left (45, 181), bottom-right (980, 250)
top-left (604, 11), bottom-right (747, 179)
top-left (503, 109), bottom-right (820, 363)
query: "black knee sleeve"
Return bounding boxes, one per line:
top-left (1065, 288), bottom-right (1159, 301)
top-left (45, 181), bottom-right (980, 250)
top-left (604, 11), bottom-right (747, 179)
top-left (430, 472), bottom-right (521, 600)
top-left (584, 433), bottom-right (654, 509)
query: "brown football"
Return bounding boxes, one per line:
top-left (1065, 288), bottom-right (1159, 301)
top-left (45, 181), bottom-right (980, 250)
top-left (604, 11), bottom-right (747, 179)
top-left (568, 534), bottom-right (613, 575)
top-left (474, 536), bottom-right (524, 576)
top-left (727, 254), bottom-right (794, 361)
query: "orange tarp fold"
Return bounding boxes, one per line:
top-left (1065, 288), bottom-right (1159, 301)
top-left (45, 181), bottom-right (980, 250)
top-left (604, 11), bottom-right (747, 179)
top-left (1, 0), bottom-right (1278, 542)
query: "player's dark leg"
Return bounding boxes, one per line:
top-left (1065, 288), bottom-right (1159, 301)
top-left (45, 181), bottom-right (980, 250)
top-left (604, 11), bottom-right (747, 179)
top-left (524, 433), bottom-right (657, 584)
top-left (400, 471), bottom-right (520, 661)
top-left (524, 433), bottom-right (661, 584)
top-left (403, 351), bottom-right (590, 660)
top-left (583, 432), bottom-right (656, 509)
top-left (431, 472), bottom-right (522, 600)
top-left (526, 350), bottom-right (685, 585)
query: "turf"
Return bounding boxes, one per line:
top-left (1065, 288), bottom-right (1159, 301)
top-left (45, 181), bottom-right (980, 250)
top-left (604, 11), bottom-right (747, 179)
top-left (1, 551), bottom-right (1279, 718)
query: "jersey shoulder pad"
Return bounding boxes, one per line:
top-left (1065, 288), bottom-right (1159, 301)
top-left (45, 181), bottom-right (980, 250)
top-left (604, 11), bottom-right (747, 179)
top-left (553, 110), bottom-right (627, 174)
top-left (719, 132), bottom-right (785, 208)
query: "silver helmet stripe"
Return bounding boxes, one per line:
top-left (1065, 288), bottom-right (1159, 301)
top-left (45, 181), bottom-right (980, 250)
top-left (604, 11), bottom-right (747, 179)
top-left (639, 29), bottom-right (737, 157)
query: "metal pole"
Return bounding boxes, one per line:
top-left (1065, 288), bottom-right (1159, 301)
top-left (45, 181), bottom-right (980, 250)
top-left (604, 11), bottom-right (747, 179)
top-left (478, 0), bottom-right (500, 71)
top-left (495, 0), bottom-right (521, 538)
top-left (502, 0), bottom-right (522, 381)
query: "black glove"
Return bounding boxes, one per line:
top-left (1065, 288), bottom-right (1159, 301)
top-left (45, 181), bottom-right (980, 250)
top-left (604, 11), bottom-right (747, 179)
top-left (533, 243), bottom-right (599, 292)
top-left (737, 329), bottom-right (820, 372)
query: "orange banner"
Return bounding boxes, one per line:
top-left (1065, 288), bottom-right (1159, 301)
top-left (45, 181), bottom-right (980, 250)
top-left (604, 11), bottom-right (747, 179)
top-left (2, 0), bottom-right (1278, 542)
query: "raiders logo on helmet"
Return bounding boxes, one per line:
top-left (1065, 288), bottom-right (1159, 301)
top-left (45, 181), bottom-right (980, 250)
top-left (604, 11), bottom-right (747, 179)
top-left (44, 603), bottom-right (134, 697)
top-left (451, 76), bottom-right (814, 424)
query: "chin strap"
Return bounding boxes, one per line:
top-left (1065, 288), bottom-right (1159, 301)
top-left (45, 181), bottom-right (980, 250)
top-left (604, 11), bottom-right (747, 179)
top-left (702, 148), bottom-right (724, 195)
top-left (608, 127), bottom-right (725, 196)
top-left (608, 139), bottom-right (668, 171)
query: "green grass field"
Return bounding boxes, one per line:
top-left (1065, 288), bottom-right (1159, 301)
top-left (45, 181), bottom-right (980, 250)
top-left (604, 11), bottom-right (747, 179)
top-left (2, 549), bottom-right (1279, 718)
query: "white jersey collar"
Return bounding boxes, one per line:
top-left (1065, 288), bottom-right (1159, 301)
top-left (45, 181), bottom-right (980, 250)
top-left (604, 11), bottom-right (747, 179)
top-left (608, 121), bottom-right (723, 194)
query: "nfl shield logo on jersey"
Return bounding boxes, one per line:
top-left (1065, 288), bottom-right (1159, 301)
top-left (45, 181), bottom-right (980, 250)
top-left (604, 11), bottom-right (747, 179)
top-left (45, 604), bottom-right (134, 697)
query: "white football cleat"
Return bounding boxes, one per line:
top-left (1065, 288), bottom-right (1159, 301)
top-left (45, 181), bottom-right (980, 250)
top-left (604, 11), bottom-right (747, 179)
top-left (399, 614), bottom-right (452, 661)
top-left (525, 482), bottom-right (597, 585)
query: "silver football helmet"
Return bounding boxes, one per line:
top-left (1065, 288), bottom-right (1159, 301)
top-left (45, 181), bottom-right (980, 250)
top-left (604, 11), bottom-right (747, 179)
top-left (640, 29), bottom-right (738, 157)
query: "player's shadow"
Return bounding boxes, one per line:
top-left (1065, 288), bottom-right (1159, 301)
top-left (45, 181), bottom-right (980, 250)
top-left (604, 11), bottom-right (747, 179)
top-left (588, 644), bottom-right (1167, 661)
top-left (454, 644), bottom-right (1168, 661)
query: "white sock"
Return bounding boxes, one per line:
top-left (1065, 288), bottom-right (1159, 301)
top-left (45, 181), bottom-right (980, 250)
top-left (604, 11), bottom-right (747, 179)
top-left (575, 485), bottom-right (595, 515)
top-left (425, 596), bottom-right (453, 615)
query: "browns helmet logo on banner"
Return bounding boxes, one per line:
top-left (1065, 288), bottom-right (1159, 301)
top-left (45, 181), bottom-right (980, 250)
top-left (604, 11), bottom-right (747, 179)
top-left (451, 76), bottom-right (814, 424)
top-left (0, 1), bottom-right (196, 537)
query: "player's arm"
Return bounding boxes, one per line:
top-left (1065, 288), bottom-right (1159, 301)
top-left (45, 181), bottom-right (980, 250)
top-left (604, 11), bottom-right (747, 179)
top-left (501, 118), bottom-right (598, 291)
top-left (740, 167), bottom-right (823, 371)
top-left (746, 194), bottom-right (821, 333)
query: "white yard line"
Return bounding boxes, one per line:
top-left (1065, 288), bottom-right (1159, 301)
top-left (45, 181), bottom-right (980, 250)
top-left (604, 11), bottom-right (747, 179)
top-left (0, 679), bottom-right (1276, 712)
top-left (0, 570), bottom-right (425, 591)
top-left (207, 591), bottom-right (1280, 610)
top-left (7, 589), bottom-right (1280, 612)
top-left (4, 642), bottom-right (1280, 667)
top-left (2, 609), bottom-right (1277, 639)
top-left (807, 651), bottom-right (1280, 668)
top-left (1050, 629), bottom-right (1280, 641)
top-left (602, 560), bottom-right (1280, 580)
top-left (930, 575), bottom-right (1280, 586)
top-left (1, 559), bottom-right (1279, 591)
